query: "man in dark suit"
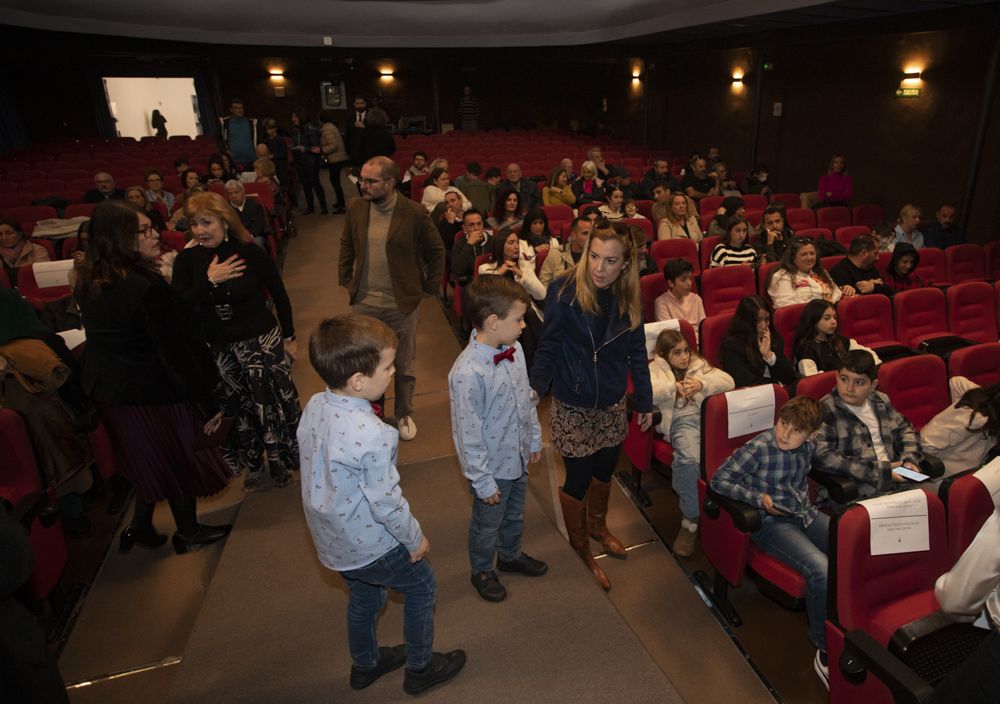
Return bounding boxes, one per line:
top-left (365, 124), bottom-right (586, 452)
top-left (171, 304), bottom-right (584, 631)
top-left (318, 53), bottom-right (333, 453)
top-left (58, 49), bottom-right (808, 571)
top-left (83, 172), bottom-right (126, 203)
top-left (497, 163), bottom-right (540, 210)
top-left (338, 156), bottom-right (444, 441)
top-left (224, 180), bottom-right (270, 250)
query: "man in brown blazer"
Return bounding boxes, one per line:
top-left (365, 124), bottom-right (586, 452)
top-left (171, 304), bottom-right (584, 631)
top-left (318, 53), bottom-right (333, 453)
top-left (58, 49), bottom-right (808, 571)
top-left (339, 156), bottom-right (445, 440)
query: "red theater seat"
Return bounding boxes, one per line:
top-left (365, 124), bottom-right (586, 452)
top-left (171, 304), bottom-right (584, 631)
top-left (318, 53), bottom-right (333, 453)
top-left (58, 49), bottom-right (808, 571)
top-left (945, 243), bottom-right (986, 284)
top-left (773, 303), bottom-right (805, 361)
top-left (650, 238), bottom-right (699, 274)
top-left (892, 287), bottom-right (950, 349)
top-left (835, 225), bottom-right (870, 249)
top-left (769, 192), bottom-right (799, 209)
top-left (851, 204), bottom-right (885, 230)
top-left (877, 355), bottom-right (949, 431)
top-left (699, 312), bottom-right (734, 367)
top-left (946, 281), bottom-right (998, 344)
top-left (817, 206), bottom-right (851, 231)
top-left (947, 342), bottom-right (1000, 387)
top-left (786, 208), bottom-right (816, 231)
top-left (700, 265), bottom-right (755, 316)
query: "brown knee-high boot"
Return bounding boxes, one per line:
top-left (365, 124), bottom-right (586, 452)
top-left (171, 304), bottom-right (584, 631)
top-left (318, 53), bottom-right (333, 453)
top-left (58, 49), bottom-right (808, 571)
top-left (587, 479), bottom-right (627, 558)
top-left (559, 489), bottom-right (611, 591)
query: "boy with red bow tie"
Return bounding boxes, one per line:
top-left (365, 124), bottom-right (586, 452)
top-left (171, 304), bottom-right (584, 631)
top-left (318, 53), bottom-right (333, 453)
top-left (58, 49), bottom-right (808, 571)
top-left (448, 275), bottom-right (546, 602)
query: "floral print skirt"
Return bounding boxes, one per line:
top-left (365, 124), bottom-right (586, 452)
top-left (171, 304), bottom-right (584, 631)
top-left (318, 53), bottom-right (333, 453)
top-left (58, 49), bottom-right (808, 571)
top-left (550, 395), bottom-right (628, 459)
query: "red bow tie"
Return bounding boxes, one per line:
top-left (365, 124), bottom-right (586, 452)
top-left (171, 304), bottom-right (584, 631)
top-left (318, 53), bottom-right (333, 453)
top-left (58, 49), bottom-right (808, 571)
top-left (369, 402), bottom-right (384, 418)
top-left (493, 347), bottom-right (516, 365)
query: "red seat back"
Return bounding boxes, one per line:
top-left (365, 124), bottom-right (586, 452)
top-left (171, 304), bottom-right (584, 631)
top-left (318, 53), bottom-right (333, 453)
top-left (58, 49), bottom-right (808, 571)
top-left (984, 241), bottom-right (1000, 280)
top-left (624, 218), bottom-right (653, 242)
top-left (796, 370), bottom-right (837, 400)
top-left (65, 203), bottom-right (97, 219)
top-left (700, 265), bottom-right (755, 316)
top-left (20, 179), bottom-right (65, 197)
top-left (243, 182), bottom-right (275, 212)
top-left (893, 287), bottom-right (948, 348)
top-left (160, 230), bottom-right (186, 253)
top-left (0, 409), bottom-right (40, 507)
top-left (817, 206), bottom-right (851, 231)
top-left (914, 247), bottom-right (948, 285)
top-left (769, 193), bottom-right (799, 209)
top-left (650, 238), bottom-right (699, 274)
top-left (945, 243), bottom-right (986, 284)
top-left (851, 204), bottom-right (885, 230)
top-left (541, 204), bottom-right (573, 223)
top-left (835, 225), bottom-right (870, 249)
top-left (877, 355), bottom-right (949, 431)
top-left (837, 294), bottom-right (897, 347)
top-left (773, 303), bottom-right (805, 361)
top-left (17, 265), bottom-right (71, 303)
top-left (0, 193), bottom-right (34, 208)
top-left (699, 195), bottom-right (724, 216)
top-left (699, 312), bottom-right (734, 366)
top-left (944, 473), bottom-right (995, 562)
top-left (948, 342), bottom-right (1000, 387)
top-left (634, 199), bottom-right (654, 220)
top-left (640, 273), bottom-right (668, 324)
top-left (795, 227), bottom-right (831, 240)
top-left (699, 235), bottom-right (721, 272)
top-left (4, 205), bottom-right (58, 235)
top-left (757, 261), bottom-right (780, 303)
top-left (742, 194), bottom-right (767, 211)
top-left (947, 281), bottom-right (998, 344)
top-left (785, 208), bottom-right (816, 231)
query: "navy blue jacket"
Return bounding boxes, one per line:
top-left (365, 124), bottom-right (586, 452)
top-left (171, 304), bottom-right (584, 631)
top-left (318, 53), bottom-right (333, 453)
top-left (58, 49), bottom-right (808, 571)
top-left (530, 279), bottom-right (653, 412)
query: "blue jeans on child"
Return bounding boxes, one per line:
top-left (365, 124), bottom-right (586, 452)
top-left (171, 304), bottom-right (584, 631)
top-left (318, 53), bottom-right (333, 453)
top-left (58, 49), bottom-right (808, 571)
top-left (339, 543), bottom-right (437, 671)
top-left (670, 408), bottom-right (701, 519)
top-left (751, 511), bottom-right (830, 651)
top-left (468, 473), bottom-right (527, 574)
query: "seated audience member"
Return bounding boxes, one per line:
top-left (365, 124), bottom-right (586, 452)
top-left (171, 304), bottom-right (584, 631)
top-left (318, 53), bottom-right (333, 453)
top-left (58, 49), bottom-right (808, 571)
top-left (253, 158), bottom-right (281, 194)
top-left (478, 229), bottom-right (546, 304)
top-left (0, 218), bottom-right (50, 285)
top-left (179, 168), bottom-right (203, 193)
top-left (539, 216), bottom-right (591, 287)
top-left (484, 166), bottom-right (502, 188)
top-left (705, 146), bottom-right (722, 172)
top-left (520, 208), bottom-right (559, 257)
top-left (892, 204), bottom-right (925, 249)
top-left (714, 164), bottom-right (742, 197)
top-left (586, 146), bottom-right (613, 181)
top-left (455, 162), bottom-right (493, 214)
top-left (767, 239), bottom-right (844, 308)
top-left (707, 196), bottom-right (745, 237)
top-left (487, 190), bottom-right (524, 239)
top-left (882, 242), bottom-right (928, 293)
top-left (559, 158), bottom-right (576, 182)
top-left (722, 295), bottom-right (797, 388)
top-left (255, 143), bottom-right (271, 162)
top-left (543, 166), bottom-right (577, 207)
top-left (610, 167), bottom-right (640, 200)
top-left (922, 203), bottom-right (964, 249)
top-left (402, 151), bottom-right (430, 188)
top-left (435, 191), bottom-right (467, 253)
top-left (754, 204), bottom-right (794, 263)
top-left (651, 328), bottom-right (734, 556)
top-left (656, 192), bottom-right (703, 243)
top-left (206, 157), bottom-right (234, 185)
top-left (813, 350), bottom-right (924, 498)
top-left (654, 258), bottom-right (706, 339)
top-left (451, 209), bottom-right (490, 285)
top-left (710, 215), bottom-right (757, 268)
top-left (710, 396), bottom-right (830, 686)
top-left (428, 157), bottom-right (449, 174)
top-left (641, 159), bottom-right (676, 199)
top-left (421, 167), bottom-right (471, 213)
top-left (224, 180), bottom-right (270, 249)
top-left (83, 172), bottom-right (126, 203)
top-left (174, 157), bottom-right (190, 175)
top-left (742, 163), bottom-right (773, 198)
top-left (623, 198), bottom-right (646, 220)
top-left (498, 163), bottom-right (540, 210)
top-left (125, 187), bottom-right (167, 232)
top-left (598, 185), bottom-right (626, 222)
top-left (830, 234), bottom-right (893, 297)
top-left (793, 300), bottom-right (880, 377)
top-left (628, 224), bottom-right (656, 276)
top-left (816, 154), bottom-right (852, 207)
top-left (572, 161), bottom-right (605, 206)
top-left (920, 378), bottom-right (1000, 479)
top-left (650, 183), bottom-right (671, 224)
top-left (145, 170), bottom-right (176, 212)
top-left (680, 157), bottom-right (720, 203)
top-left (168, 182), bottom-right (207, 231)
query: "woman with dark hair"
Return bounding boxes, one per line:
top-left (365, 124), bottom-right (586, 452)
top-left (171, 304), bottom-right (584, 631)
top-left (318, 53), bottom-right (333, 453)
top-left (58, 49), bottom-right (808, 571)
top-left (767, 238), bottom-right (844, 308)
top-left (883, 242), bottom-right (927, 293)
top-left (598, 185), bottom-right (626, 222)
top-left (922, 379), bottom-right (1000, 479)
top-left (721, 295), bottom-right (797, 388)
top-left (318, 109), bottom-right (351, 214)
top-left (520, 208), bottom-right (558, 257)
top-left (707, 196), bottom-right (745, 237)
top-left (151, 109), bottom-right (168, 138)
top-left (290, 108), bottom-right (329, 215)
top-left (76, 201), bottom-right (232, 555)
top-left (0, 217), bottom-right (50, 286)
top-left (206, 157), bottom-right (233, 186)
top-left (173, 192), bottom-right (300, 492)
top-left (530, 221), bottom-right (654, 591)
top-left (793, 299), bottom-right (879, 377)
top-left (543, 167), bottom-right (576, 207)
top-left (420, 167), bottom-right (471, 213)
top-left (709, 215), bottom-right (756, 268)
top-left (125, 186), bottom-right (166, 232)
top-left (487, 190), bottom-right (524, 238)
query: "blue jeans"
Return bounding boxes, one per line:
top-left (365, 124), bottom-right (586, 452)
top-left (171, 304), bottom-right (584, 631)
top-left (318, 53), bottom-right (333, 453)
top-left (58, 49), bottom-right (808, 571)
top-left (669, 410), bottom-right (701, 519)
top-left (751, 511), bottom-right (830, 651)
top-left (468, 473), bottom-right (527, 573)
top-left (339, 543), bottom-right (436, 670)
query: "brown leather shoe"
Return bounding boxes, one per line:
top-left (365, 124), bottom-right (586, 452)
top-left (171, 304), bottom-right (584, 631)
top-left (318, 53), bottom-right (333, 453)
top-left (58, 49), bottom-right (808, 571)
top-left (587, 479), bottom-right (627, 558)
top-left (559, 489), bottom-right (611, 591)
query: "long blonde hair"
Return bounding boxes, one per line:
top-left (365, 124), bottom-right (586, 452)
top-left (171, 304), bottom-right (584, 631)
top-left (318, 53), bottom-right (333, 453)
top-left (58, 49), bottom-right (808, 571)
top-left (559, 221), bottom-right (643, 330)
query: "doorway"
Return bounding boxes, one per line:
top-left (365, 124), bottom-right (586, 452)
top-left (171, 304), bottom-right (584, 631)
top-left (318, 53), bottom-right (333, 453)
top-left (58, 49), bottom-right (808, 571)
top-left (102, 76), bottom-right (202, 139)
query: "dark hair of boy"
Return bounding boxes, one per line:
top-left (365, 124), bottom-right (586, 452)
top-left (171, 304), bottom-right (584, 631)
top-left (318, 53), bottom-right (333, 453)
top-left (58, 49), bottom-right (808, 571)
top-left (848, 234), bottom-right (877, 256)
top-left (839, 349), bottom-right (878, 381)
top-left (414, 150), bottom-right (428, 160)
top-left (485, 166), bottom-right (501, 179)
top-left (466, 275), bottom-right (531, 329)
top-left (663, 257), bottom-right (694, 284)
top-left (309, 315), bottom-right (398, 389)
top-left (465, 162), bottom-right (482, 175)
top-left (778, 396), bottom-right (823, 434)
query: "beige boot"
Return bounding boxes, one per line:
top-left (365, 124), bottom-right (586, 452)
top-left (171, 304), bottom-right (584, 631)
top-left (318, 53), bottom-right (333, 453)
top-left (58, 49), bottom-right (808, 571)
top-left (586, 479), bottom-right (627, 558)
top-left (559, 489), bottom-right (611, 591)
top-left (672, 517), bottom-right (699, 558)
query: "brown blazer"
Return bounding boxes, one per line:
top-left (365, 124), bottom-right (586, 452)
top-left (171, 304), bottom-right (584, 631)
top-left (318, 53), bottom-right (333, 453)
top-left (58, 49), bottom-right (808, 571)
top-left (338, 193), bottom-right (445, 315)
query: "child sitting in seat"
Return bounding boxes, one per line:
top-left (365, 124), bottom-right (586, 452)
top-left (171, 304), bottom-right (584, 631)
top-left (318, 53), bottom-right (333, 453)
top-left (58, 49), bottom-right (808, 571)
top-left (709, 396), bottom-right (831, 689)
top-left (793, 299), bottom-right (880, 376)
top-left (710, 215), bottom-right (758, 268)
top-left (650, 329), bottom-right (734, 556)
top-left (654, 258), bottom-right (706, 340)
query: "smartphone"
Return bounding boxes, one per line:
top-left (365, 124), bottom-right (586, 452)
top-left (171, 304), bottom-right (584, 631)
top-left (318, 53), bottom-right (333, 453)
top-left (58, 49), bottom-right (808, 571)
top-left (894, 466), bottom-right (930, 482)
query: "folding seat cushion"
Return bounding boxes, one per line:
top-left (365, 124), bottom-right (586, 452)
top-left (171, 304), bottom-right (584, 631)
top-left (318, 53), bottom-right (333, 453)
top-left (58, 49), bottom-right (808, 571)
top-left (877, 355), bottom-right (949, 431)
top-left (946, 281), bottom-right (998, 344)
top-left (945, 243), bottom-right (986, 284)
top-left (947, 342), bottom-right (1000, 387)
top-left (817, 206), bottom-right (851, 231)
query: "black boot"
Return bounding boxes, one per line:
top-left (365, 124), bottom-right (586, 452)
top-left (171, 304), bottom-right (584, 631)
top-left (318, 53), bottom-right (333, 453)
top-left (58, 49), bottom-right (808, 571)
top-left (120, 501), bottom-right (166, 553)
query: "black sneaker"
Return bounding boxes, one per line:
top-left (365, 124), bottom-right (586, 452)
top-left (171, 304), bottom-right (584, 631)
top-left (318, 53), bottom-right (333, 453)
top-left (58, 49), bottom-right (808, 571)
top-left (403, 650), bottom-right (466, 695)
top-left (470, 571), bottom-right (507, 602)
top-left (496, 552), bottom-right (548, 577)
top-left (350, 645), bottom-right (407, 690)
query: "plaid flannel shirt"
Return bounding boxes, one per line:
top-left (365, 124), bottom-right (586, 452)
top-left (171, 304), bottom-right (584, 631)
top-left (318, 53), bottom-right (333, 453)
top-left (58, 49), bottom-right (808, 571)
top-left (710, 429), bottom-right (819, 527)
top-left (813, 389), bottom-right (922, 494)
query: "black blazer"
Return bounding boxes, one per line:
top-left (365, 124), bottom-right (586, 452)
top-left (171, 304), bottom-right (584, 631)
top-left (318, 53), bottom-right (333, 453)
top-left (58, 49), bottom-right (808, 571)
top-left (78, 267), bottom-right (220, 413)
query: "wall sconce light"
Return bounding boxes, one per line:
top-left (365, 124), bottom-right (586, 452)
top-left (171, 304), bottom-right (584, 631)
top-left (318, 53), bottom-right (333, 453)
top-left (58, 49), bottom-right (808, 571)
top-left (732, 71), bottom-right (744, 84)
top-left (896, 65), bottom-right (923, 98)
top-left (268, 68), bottom-right (285, 82)
top-left (379, 68), bottom-right (396, 81)
top-left (901, 70), bottom-right (922, 83)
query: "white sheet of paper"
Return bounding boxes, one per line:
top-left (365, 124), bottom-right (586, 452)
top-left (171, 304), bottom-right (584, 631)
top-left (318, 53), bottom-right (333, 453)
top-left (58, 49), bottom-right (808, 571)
top-left (725, 385), bottom-right (776, 439)
top-left (860, 489), bottom-right (929, 556)
top-left (974, 456), bottom-right (1000, 506)
top-left (57, 328), bottom-right (86, 350)
top-left (32, 259), bottom-right (73, 289)
top-left (643, 319), bottom-right (680, 359)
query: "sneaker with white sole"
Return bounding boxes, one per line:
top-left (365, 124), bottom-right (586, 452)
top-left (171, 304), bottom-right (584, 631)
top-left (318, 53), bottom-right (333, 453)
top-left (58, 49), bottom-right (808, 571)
top-left (813, 649), bottom-right (829, 690)
top-left (398, 416), bottom-right (417, 441)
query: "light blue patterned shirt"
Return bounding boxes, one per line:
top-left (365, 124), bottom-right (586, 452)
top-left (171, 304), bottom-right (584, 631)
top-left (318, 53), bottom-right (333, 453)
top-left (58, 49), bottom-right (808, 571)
top-left (448, 331), bottom-right (543, 499)
top-left (298, 391), bottom-right (424, 571)
top-left (892, 225), bottom-right (925, 250)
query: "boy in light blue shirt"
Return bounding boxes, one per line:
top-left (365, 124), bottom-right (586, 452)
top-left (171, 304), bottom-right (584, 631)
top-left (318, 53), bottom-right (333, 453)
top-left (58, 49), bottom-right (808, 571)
top-left (298, 314), bottom-right (465, 695)
top-left (448, 276), bottom-right (546, 603)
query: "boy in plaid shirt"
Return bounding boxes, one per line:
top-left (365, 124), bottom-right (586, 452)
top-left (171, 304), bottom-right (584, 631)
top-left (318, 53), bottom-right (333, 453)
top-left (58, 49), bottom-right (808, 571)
top-left (710, 396), bottom-right (831, 689)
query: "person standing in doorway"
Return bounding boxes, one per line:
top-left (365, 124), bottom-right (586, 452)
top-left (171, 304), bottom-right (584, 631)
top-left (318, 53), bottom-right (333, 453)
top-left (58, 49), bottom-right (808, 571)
top-left (338, 156), bottom-right (445, 441)
top-left (458, 86), bottom-right (480, 131)
top-left (219, 99), bottom-right (257, 171)
top-left (151, 109), bottom-right (168, 138)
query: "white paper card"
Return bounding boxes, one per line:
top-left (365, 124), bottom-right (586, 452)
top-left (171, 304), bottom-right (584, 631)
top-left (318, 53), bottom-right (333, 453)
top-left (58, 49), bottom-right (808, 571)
top-left (973, 456), bottom-right (1000, 506)
top-left (643, 319), bottom-right (680, 359)
top-left (57, 328), bottom-right (86, 350)
top-left (32, 260), bottom-right (73, 289)
top-left (860, 490), bottom-right (929, 556)
top-left (725, 385), bottom-right (776, 439)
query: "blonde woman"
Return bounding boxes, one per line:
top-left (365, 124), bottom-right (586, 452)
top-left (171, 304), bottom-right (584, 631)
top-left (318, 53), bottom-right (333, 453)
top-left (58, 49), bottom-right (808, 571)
top-left (656, 192), bottom-right (703, 243)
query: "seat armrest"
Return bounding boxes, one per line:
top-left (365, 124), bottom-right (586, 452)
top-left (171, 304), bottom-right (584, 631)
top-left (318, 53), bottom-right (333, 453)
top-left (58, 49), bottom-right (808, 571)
top-left (704, 489), bottom-right (761, 533)
top-left (842, 630), bottom-right (935, 704)
top-left (809, 469), bottom-right (859, 504)
top-left (919, 453), bottom-right (945, 479)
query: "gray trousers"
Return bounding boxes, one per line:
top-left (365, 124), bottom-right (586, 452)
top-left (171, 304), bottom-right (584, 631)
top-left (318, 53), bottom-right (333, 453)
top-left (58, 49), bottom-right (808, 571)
top-left (351, 302), bottom-right (418, 418)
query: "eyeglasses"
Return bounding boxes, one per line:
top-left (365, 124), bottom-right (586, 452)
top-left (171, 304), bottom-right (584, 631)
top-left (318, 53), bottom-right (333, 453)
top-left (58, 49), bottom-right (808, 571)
top-left (137, 224), bottom-right (157, 238)
top-left (359, 176), bottom-right (391, 188)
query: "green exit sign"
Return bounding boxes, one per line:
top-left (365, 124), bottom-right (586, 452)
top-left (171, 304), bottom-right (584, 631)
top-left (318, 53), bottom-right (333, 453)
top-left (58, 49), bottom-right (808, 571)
top-left (895, 87), bottom-right (922, 98)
